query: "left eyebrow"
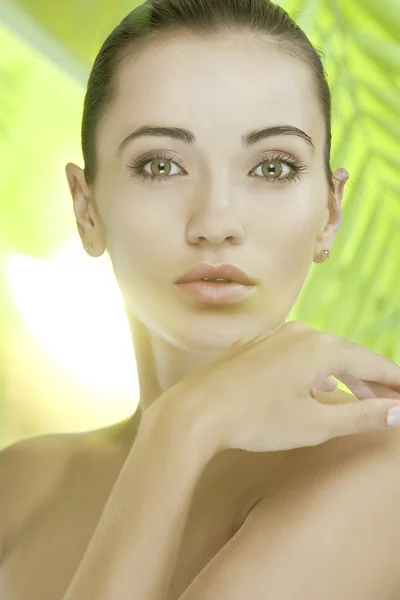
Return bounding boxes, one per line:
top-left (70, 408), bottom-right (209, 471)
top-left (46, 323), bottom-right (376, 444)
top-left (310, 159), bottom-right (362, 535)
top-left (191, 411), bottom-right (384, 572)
top-left (116, 124), bottom-right (316, 156)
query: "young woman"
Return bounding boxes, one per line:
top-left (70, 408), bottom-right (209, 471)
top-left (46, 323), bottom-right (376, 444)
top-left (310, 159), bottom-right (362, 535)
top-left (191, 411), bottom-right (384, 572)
top-left (2, 0), bottom-right (400, 599)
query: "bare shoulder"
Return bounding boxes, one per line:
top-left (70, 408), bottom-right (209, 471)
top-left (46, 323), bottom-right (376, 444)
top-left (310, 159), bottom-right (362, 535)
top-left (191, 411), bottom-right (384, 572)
top-left (0, 433), bottom-right (85, 527)
top-left (0, 433), bottom-right (72, 562)
top-left (241, 431), bottom-right (400, 599)
top-left (0, 421), bottom-right (130, 563)
top-left (178, 426), bottom-right (400, 600)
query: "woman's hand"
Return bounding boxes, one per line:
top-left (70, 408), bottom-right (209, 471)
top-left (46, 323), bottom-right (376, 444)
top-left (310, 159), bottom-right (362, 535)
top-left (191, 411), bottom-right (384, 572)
top-left (171, 320), bottom-right (400, 454)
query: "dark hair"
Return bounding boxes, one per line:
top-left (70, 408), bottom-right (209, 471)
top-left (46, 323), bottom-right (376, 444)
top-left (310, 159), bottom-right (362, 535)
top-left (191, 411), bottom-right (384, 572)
top-left (82, 0), bottom-right (334, 195)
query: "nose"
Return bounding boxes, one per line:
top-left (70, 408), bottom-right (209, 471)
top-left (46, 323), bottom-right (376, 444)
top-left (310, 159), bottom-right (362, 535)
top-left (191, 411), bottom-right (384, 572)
top-left (186, 194), bottom-right (245, 246)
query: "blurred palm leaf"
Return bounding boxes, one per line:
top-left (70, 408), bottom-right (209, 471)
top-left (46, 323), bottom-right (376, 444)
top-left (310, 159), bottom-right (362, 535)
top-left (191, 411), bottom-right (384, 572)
top-left (283, 0), bottom-right (400, 368)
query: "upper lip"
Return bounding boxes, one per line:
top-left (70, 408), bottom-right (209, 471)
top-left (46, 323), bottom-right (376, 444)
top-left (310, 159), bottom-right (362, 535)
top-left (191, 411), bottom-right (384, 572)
top-left (175, 262), bottom-right (256, 286)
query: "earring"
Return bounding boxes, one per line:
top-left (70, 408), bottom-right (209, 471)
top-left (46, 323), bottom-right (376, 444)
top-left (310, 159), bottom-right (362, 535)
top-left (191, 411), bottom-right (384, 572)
top-left (84, 244), bottom-right (93, 256)
top-left (322, 249), bottom-right (330, 260)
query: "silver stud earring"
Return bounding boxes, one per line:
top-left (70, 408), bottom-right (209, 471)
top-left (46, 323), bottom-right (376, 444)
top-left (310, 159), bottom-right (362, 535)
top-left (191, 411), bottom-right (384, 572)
top-left (322, 249), bottom-right (330, 260)
top-left (84, 244), bottom-right (93, 256)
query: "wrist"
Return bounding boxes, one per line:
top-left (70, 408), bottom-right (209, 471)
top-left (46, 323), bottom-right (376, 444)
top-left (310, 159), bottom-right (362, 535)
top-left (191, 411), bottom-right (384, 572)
top-left (141, 387), bottom-right (220, 466)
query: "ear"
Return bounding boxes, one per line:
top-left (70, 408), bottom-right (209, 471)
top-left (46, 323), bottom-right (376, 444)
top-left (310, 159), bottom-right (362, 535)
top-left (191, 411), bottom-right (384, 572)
top-left (314, 168), bottom-right (349, 263)
top-left (65, 163), bottom-right (106, 257)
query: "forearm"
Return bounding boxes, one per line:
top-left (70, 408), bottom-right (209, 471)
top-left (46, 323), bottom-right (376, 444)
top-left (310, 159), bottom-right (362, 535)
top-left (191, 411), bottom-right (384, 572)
top-left (62, 395), bottom-right (216, 600)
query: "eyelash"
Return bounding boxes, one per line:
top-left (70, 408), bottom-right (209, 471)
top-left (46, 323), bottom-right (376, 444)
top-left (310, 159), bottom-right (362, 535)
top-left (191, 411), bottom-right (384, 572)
top-left (127, 151), bottom-right (308, 186)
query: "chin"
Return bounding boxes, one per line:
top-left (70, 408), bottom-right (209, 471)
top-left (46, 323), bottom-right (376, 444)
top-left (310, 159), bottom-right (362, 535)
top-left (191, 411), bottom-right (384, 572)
top-left (165, 317), bottom-right (277, 353)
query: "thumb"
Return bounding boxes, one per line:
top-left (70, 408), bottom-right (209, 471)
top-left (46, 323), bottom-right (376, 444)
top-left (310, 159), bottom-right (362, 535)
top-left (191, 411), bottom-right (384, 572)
top-left (319, 399), bottom-right (400, 438)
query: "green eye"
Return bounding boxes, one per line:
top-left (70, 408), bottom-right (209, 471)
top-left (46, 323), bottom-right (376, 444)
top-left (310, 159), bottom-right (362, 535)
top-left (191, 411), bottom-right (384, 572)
top-left (127, 151), bottom-right (308, 185)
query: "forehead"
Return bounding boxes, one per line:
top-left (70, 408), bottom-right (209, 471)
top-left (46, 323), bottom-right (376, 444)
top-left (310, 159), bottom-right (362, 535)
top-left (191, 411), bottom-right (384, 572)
top-left (99, 32), bottom-right (323, 156)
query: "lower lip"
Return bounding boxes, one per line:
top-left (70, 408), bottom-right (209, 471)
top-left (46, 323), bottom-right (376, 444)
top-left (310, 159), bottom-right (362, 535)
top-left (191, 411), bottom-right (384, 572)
top-left (175, 281), bottom-right (256, 304)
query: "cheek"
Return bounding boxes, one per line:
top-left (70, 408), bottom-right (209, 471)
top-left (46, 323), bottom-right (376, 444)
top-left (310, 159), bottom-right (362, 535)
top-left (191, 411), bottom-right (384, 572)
top-left (260, 211), bottom-right (316, 264)
top-left (107, 215), bottom-right (174, 295)
top-left (104, 196), bottom-right (153, 248)
top-left (258, 213), bottom-right (316, 305)
top-left (108, 197), bottom-right (183, 266)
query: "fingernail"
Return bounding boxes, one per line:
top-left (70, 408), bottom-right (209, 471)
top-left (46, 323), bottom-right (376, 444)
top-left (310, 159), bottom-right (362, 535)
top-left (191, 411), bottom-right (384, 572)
top-left (387, 406), bottom-right (400, 427)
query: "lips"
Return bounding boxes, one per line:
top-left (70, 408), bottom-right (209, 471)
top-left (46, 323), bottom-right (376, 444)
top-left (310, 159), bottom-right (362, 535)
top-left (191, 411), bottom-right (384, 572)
top-left (175, 263), bottom-right (256, 286)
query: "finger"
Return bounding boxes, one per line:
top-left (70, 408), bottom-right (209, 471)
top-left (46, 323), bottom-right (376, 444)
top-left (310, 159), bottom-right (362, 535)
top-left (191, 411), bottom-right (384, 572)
top-left (328, 337), bottom-right (400, 395)
top-left (318, 376), bottom-right (338, 392)
top-left (357, 379), bottom-right (400, 401)
top-left (335, 373), bottom-right (400, 401)
top-left (314, 388), bottom-right (355, 405)
top-left (334, 374), bottom-right (379, 399)
top-left (314, 397), bottom-right (400, 441)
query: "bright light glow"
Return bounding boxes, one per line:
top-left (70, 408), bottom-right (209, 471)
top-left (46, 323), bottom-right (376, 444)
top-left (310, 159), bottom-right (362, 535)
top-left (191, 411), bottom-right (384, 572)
top-left (5, 239), bottom-right (139, 396)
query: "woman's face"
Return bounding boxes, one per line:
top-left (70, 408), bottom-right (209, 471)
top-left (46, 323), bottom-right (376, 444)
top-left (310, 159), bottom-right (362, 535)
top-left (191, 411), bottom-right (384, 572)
top-left (73, 32), bottom-right (344, 351)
